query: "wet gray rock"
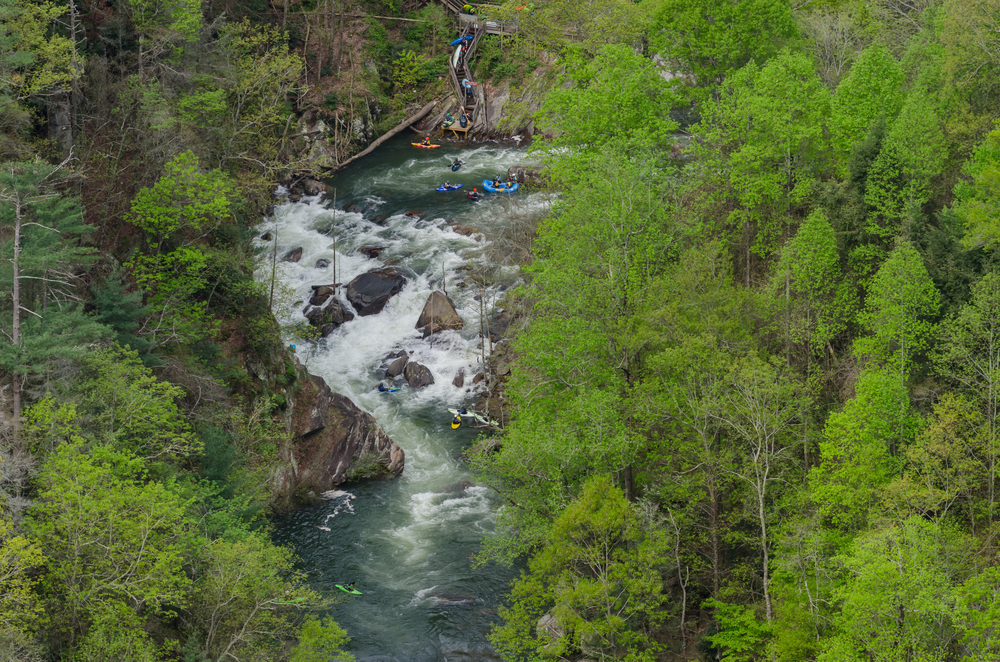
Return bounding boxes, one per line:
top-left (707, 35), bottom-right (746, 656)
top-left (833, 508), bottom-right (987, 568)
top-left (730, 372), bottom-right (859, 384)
top-left (306, 298), bottom-right (354, 330)
top-left (450, 224), bottom-right (480, 238)
top-left (274, 372), bottom-right (405, 498)
top-left (302, 179), bottom-right (327, 196)
top-left (385, 354), bottom-right (409, 378)
top-left (507, 165), bottom-right (545, 185)
top-left (315, 258), bottom-right (330, 269)
top-left (346, 267), bottom-right (408, 316)
top-left (452, 369), bottom-right (465, 388)
top-left (404, 361), bottom-right (434, 388)
top-left (416, 291), bottom-right (463, 332)
top-left (282, 247), bottom-right (303, 263)
top-left (358, 245), bottom-right (386, 259)
top-left (310, 292), bottom-right (331, 306)
top-left (261, 231), bottom-right (272, 241)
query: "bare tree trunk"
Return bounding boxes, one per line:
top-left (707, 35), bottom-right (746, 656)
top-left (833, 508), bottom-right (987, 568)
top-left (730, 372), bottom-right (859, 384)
top-left (11, 199), bottom-right (21, 447)
top-left (335, 0), bottom-right (346, 75)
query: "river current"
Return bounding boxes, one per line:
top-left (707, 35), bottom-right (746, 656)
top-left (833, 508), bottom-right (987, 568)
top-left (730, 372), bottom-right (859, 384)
top-left (265, 135), bottom-right (546, 661)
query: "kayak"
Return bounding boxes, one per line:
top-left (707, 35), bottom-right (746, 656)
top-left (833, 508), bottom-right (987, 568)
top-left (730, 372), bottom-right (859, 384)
top-left (468, 193), bottom-right (480, 201)
top-left (436, 184), bottom-right (463, 191)
top-left (451, 161), bottom-right (464, 171)
top-left (413, 143), bottom-right (441, 149)
top-left (336, 585), bottom-right (363, 595)
top-left (448, 408), bottom-right (499, 428)
top-left (379, 387), bottom-right (401, 393)
top-left (482, 180), bottom-right (519, 193)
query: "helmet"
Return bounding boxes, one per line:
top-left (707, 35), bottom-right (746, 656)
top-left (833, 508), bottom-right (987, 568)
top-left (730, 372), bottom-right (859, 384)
top-left (473, 188), bottom-right (477, 191)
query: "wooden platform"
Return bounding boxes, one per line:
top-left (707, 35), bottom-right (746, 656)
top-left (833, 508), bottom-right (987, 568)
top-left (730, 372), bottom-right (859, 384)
top-left (444, 124), bottom-right (471, 139)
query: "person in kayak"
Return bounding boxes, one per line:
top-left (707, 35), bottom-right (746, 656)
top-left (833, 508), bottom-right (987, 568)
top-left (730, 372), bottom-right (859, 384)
top-left (345, 581), bottom-right (356, 591)
top-left (421, 135), bottom-right (432, 146)
top-left (444, 180), bottom-right (452, 188)
top-left (468, 188), bottom-right (480, 200)
top-left (451, 158), bottom-right (464, 169)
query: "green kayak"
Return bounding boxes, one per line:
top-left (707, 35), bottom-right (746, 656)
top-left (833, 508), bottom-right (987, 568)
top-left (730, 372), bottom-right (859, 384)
top-left (336, 584), bottom-right (362, 595)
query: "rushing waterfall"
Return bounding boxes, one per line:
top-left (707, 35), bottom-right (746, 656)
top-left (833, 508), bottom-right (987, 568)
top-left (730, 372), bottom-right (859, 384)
top-left (267, 136), bottom-right (547, 661)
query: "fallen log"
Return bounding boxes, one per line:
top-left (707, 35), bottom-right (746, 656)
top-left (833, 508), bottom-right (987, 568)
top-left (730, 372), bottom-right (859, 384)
top-left (328, 100), bottom-right (439, 172)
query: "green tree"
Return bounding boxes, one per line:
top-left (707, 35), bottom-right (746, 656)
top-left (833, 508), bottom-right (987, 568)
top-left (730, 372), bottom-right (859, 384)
top-left (863, 88), bottom-right (948, 235)
top-left (217, 20), bottom-right (303, 175)
top-left (701, 598), bottom-right (772, 661)
top-left (0, 515), bottom-right (44, 640)
top-left (89, 269), bottom-right (156, 362)
top-left (716, 355), bottom-right (801, 622)
top-left (937, 270), bottom-right (1000, 514)
top-left (771, 210), bottom-right (852, 372)
top-left (289, 616), bottom-right (355, 662)
top-left (831, 43), bottom-right (906, 155)
top-left (650, 0), bottom-right (796, 99)
top-left (819, 517), bottom-right (967, 662)
top-left (0, 160), bottom-right (106, 445)
top-left (126, 150), bottom-right (232, 254)
top-left (952, 121), bottom-right (1000, 249)
top-left (694, 51), bottom-right (831, 283)
top-left (536, 44), bottom-right (677, 157)
top-left (497, 0), bottom-right (648, 54)
top-left (27, 440), bottom-right (191, 641)
top-left (75, 345), bottom-right (200, 459)
top-left (488, 475), bottom-right (668, 662)
top-left (186, 533), bottom-right (320, 661)
top-left (855, 239), bottom-right (940, 380)
top-left (809, 369), bottom-right (918, 531)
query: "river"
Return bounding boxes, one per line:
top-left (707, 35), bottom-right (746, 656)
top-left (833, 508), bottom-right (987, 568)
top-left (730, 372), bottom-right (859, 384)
top-left (265, 135), bottom-right (547, 661)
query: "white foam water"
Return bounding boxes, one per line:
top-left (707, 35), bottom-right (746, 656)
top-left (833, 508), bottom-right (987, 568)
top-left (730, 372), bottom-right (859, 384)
top-left (266, 137), bottom-right (543, 661)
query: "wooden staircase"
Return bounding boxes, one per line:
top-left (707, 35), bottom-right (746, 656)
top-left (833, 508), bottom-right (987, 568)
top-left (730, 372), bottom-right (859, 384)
top-left (448, 22), bottom-right (484, 120)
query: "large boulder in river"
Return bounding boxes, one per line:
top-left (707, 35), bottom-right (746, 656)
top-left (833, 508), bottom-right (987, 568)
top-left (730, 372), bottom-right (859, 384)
top-left (346, 267), bottom-right (408, 316)
top-left (404, 361), bottom-right (434, 388)
top-left (282, 247), bottom-right (303, 263)
top-left (274, 372), bottom-right (405, 498)
top-left (305, 298), bottom-right (354, 330)
top-left (415, 291), bottom-right (463, 332)
top-left (385, 354), bottom-right (408, 378)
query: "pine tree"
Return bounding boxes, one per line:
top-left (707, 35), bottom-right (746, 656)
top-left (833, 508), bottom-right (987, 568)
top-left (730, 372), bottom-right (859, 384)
top-left (0, 159), bottom-right (105, 445)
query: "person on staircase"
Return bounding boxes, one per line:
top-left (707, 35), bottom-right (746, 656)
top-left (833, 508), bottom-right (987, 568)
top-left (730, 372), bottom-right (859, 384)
top-left (462, 78), bottom-right (477, 101)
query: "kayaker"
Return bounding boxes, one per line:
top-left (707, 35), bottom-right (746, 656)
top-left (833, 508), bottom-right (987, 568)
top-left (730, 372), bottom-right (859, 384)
top-left (378, 383), bottom-right (388, 392)
top-left (468, 188), bottom-right (480, 200)
top-left (345, 581), bottom-right (356, 591)
top-left (452, 158), bottom-right (463, 169)
top-left (444, 180), bottom-right (451, 188)
top-left (421, 135), bottom-right (432, 146)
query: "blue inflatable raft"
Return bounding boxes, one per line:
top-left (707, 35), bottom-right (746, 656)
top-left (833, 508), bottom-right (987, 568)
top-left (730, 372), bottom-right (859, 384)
top-left (482, 180), bottom-right (519, 193)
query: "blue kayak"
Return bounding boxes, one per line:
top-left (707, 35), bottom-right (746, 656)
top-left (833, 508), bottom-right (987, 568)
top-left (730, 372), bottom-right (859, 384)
top-left (482, 180), bottom-right (519, 193)
top-left (436, 184), bottom-right (463, 191)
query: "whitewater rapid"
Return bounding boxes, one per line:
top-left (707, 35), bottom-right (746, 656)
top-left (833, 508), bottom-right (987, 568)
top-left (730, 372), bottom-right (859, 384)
top-left (265, 137), bottom-right (548, 661)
